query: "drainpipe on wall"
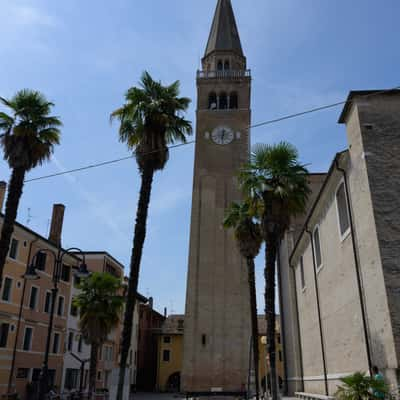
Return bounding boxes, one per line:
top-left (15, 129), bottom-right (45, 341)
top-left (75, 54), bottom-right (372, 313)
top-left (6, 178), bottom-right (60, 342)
top-left (277, 249), bottom-right (288, 395)
top-left (306, 228), bottom-right (329, 396)
top-left (291, 264), bottom-right (305, 393)
top-left (334, 159), bottom-right (373, 375)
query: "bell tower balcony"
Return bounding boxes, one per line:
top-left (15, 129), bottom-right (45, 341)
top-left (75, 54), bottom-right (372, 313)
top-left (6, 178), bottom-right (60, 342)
top-left (197, 69), bottom-right (251, 81)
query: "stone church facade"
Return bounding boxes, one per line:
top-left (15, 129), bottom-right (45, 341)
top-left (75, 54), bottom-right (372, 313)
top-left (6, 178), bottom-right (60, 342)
top-left (279, 91), bottom-right (400, 396)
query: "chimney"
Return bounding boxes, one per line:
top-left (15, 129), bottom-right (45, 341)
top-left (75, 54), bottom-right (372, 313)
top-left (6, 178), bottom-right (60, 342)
top-left (0, 182), bottom-right (6, 213)
top-left (148, 297), bottom-right (153, 309)
top-left (164, 307), bottom-right (167, 318)
top-left (49, 204), bottom-right (65, 247)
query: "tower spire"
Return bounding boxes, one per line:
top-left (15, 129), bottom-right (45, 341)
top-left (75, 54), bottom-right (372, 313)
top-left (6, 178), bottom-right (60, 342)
top-left (205, 0), bottom-right (243, 57)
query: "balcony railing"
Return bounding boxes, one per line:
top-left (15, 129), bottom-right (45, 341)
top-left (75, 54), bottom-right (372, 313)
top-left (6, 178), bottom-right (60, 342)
top-left (197, 69), bottom-right (251, 80)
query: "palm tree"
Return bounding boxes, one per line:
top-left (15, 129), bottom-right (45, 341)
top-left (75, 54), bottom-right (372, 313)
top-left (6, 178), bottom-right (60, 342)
top-left (0, 89), bottom-right (61, 284)
top-left (336, 372), bottom-right (388, 400)
top-left (224, 200), bottom-right (263, 400)
top-left (239, 142), bottom-right (310, 400)
top-left (110, 71), bottom-right (192, 400)
top-left (73, 272), bottom-right (124, 398)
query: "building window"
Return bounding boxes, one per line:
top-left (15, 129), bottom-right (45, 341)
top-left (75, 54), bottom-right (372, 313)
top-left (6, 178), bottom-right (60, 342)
top-left (229, 92), bottom-right (238, 109)
top-left (23, 327), bottom-right (33, 351)
top-left (163, 336), bottom-right (171, 344)
top-left (44, 292), bottom-right (52, 313)
top-left (0, 323), bottom-right (10, 348)
top-left (279, 351), bottom-right (282, 362)
top-left (78, 335), bottom-right (83, 353)
top-left (70, 300), bottom-right (78, 317)
top-left (57, 296), bottom-right (64, 316)
top-left (68, 332), bottom-right (74, 351)
top-left (202, 334), bottom-right (207, 346)
top-left (336, 182), bottom-right (350, 237)
top-left (208, 92), bottom-right (217, 110)
top-left (105, 262), bottom-right (119, 278)
top-left (2, 277), bottom-right (12, 302)
top-left (224, 60), bottom-right (230, 70)
top-left (65, 369), bottom-right (79, 390)
top-left (219, 92), bottom-right (228, 109)
top-left (163, 350), bottom-right (170, 362)
top-left (32, 369), bottom-right (41, 382)
top-left (104, 345), bottom-right (113, 362)
top-left (73, 276), bottom-right (81, 288)
top-left (178, 319), bottom-right (184, 331)
top-left (61, 264), bottom-right (71, 282)
top-left (17, 368), bottom-right (29, 379)
top-left (9, 239), bottom-right (18, 260)
top-left (313, 227), bottom-right (322, 269)
top-left (52, 332), bottom-right (60, 354)
top-left (277, 334), bottom-right (281, 345)
top-left (97, 371), bottom-right (102, 381)
top-left (217, 60), bottom-right (223, 71)
top-left (35, 251), bottom-right (47, 271)
top-left (29, 286), bottom-right (39, 310)
top-left (300, 256), bottom-right (306, 290)
top-left (33, 368), bottom-right (55, 385)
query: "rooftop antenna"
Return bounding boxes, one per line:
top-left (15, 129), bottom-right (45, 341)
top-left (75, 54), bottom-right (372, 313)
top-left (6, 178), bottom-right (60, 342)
top-left (198, 50), bottom-right (202, 70)
top-left (46, 219), bottom-right (51, 236)
top-left (26, 208), bottom-right (35, 226)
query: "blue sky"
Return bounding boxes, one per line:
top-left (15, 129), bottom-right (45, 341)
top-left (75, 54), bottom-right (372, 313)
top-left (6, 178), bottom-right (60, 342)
top-left (1, 0), bottom-right (399, 314)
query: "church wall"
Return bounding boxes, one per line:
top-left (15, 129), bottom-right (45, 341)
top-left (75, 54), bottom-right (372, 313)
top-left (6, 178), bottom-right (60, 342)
top-left (344, 98), bottom-right (400, 387)
top-left (279, 174), bottom-right (326, 395)
top-left (291, 166), bottom-right (371, 395)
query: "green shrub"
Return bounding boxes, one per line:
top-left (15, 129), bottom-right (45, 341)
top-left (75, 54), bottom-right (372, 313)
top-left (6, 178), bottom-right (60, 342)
top-left (335, 372), bottom-right (388, 400)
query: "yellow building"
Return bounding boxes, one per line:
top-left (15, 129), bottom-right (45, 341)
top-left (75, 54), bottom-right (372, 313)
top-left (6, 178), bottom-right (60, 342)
top-left (258, 316), bottom-right (285, 393)
top-left (156, 314), bottom-right (284, 394)
top-left (156, 315), bottom-right (184, 392)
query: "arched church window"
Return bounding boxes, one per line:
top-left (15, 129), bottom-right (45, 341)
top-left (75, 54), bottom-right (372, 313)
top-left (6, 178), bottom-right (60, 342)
top-left (224, 60), bottom-right (230, 71)
top-left (219, 92), bottom-right (228, 109)
top-left (230, 92), bottom-right (238, 109)
top-left (217, 60), bottom-right (223, 71)
top-left (208, 92), bottom-right (217, 110)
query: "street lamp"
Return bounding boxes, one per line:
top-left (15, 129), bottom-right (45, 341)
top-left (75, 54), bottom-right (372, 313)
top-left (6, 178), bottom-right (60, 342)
top-left (70, 352), bottom-right (90, 399)
top-left (24, 247), bottom-right (90, 399)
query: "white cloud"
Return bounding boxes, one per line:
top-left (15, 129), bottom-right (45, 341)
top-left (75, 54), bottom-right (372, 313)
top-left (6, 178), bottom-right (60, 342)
top-left (11, 4), bottom-right (57, 28)
top-left (0, 1), bottom-right (58, 30)
top-left (0, 1), bottom-right (59, 56)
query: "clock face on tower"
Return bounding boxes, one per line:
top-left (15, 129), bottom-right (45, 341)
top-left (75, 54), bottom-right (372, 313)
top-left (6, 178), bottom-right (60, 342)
top-left (211, 126), bottom-right (234, 145)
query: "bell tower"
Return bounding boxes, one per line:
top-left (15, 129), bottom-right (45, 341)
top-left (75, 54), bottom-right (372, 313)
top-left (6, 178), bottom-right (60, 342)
top-left (182, 0), bottom-right (252, 393)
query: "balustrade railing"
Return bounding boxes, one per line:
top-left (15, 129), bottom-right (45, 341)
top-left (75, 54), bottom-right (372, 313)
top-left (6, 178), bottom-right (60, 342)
top-left (197, 70), bottom-right (251, 80)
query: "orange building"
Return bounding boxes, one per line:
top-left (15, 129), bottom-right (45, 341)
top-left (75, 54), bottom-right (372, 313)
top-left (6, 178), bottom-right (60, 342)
top-left (0, 182), bottom-right (147, 399)
top-left (0, 198), bottom-right (78, 398)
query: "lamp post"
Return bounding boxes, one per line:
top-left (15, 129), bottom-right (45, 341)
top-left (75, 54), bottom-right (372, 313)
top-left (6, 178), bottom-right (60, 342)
top-left (24, 247), bottom-right (90, 399)
top-left (70, 352), bottom-right (90, 399)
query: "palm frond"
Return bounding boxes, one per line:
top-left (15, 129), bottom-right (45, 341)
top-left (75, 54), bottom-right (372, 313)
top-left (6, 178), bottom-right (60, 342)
top-left (239, 141), bottom-right (311, 234)
top-left (0, 89), bottom-right (61, 170)
top-left (110, 71), bottom-right (192, 171)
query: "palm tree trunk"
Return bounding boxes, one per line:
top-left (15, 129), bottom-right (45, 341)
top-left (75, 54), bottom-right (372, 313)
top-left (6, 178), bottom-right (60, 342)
top-left (247, 256), bottom-right (260, 400)
top-left (117, 165), bottom-right (154, 400)
top-left (0, 167), bottom-right (26, 286)
top-left (265, 234), bottom-right (278, 400)
top-left (89, 342), bottom-right (98, 399)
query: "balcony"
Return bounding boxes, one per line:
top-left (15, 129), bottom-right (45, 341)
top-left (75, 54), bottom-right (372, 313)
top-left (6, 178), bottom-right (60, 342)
top-left (197, 69), bottom-right (251, 80)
